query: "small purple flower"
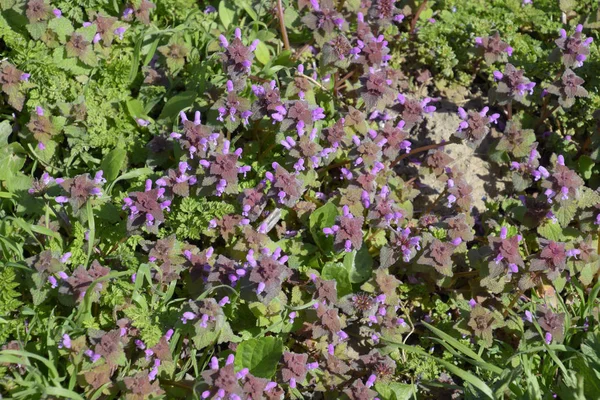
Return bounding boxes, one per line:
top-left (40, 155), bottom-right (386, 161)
top-left (469, 299), bottom-right (477, 308)
top-left (84, 349), bottom-right (101, 363)
top-left (20, 73), bottom-right (30, 81)
top-left (181, 311), bottom-right (196, 324)
top-left (114, 27), bottom-right (127, 40)
top-left (53, 8), bottom-right (62, 18)
top-left (58, 334), bottom-right (71, 349)
top-left (365, 374), bottom-right (376, 388)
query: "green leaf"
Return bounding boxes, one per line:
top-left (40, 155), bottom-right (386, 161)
top-left (309, 202), bottom-right (338, 253)
top-left (579, 155), bottom-right (595, 180)
top-left (100, 148), bottom-right (127, 182)
top-left (554, 201), bottom-right (577, 228)
top-left (77, 24), bottom-right (97, 42)
top-left (26, 21), bottom-right (47, 40)
top-left (219, 1), bottom-right (235, 29)
top-left (375, 382), bottom-right (415, 400)
top-left (283, 7), bottom-right (298, 28)
top-left (238, 0), bottom-right (258, 21)
top-left (129, 33), bottom-right (144, 84)
top-left (321, 262), bottom-right (352, 297)
top-left (0, 120), bottom-right (11, 145)
top-left (559, 0), bottom-right (577, 12)
top-left (0, 143), bottom-right (26, 181)
top-left (343, 244), bottom-right (373, 283)
top-left (254, 41), bottom-right (270, 65)
top-left (419, 8), bottom-right (434, 21)
top-left (234, 336), bottom-right (283, 379)
top-left (126, 99), bottom-right (145, 119)
top-left (159, 91), bottom-right (196, 120)
top-left (537, 221), bottom-right (563, 241)
top-left (48, 17), bottom-right (74, 43)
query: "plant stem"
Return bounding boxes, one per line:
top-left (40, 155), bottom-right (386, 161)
top-left (410, 0), bottom-right (429, 34)
top-left (276, 0), bottom-right (290, 51)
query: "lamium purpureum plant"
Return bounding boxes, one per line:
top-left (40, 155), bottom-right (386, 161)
top-left (2, 0), bottom-right (600, 399)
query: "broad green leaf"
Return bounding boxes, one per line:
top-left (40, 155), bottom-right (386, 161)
top-left (100, 148), bottom-right (127, 182)
top-left (579, 155), bottom-right (595, 180)
top-left (537, 221), bottom-right (563, 241)
top-left (554, 201), bottom-right (577, 228)
top-left (234, 336), bottom-right (283, 378)
top-left (309, 202), bottom-right (338, 253)
top-left (0, 120), bottom-right (11, 145)
top-left (375, 382), bottom-right (415, 400)
top-left (26, 21), bottom-right (47, 40)
top-left (219, 1), bottom-right (235, 29)
top-left (48, 17), bottom-right (74, 43)
top-left (159, 91), bottom-right (196, 120)
top-left (126, 99), bottom-right (145, 119)
top-left (0, 143), bottom-right (26, 181)
top-left (254, 41), bottom-right (270, 65)
top-left (343, 244), bottom-right (373, 283)
top-left (321, 262), bottom-right (352, 297)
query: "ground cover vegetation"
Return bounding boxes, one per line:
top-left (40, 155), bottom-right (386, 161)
top-left (1, 0), bottom-right (600, 398)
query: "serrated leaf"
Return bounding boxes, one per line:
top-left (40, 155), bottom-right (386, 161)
top-left (375, 381), bottom-right (415, 400)
top-left (559, 0), bottom-right (577, 12)
top-left (77, 24), bottom-right (97, 42)
top-left (580, 262), bottom-right (599, 287)
top-left (555, 201), bottom-right (577, 228)
top-left (48, 17), bottom-right (74, 43)
top-left (537, 221), bottom-right (563, 241)
top-left (0, 143), bottom-right (26, 181)
top-left (26, 21), bottom-right (47, 40)
top-left (234, 337), bottom-right (283, 379)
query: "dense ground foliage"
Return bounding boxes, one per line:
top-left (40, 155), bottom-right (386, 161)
top-left (2, 0), bottom-right (600, 398)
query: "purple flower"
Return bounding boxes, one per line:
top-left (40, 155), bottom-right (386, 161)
top-left (455, 106), bottom-right (499, 147)
top-left (181, 311), bottom-right (196, 324)
top-left (114, 26), bottom-right (127, 40)
top-left (52, 8), bottom-right (61, 17)
top-left (58, 334), bottom-right (71, 349)
top-left (84, 349), bottom-right (101, 363)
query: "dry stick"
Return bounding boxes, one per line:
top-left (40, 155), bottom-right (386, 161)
top-left (317, 159), bottom-right (351, 177)
top-left (390, 141), bottom-right (448, 168)
top-left (334, 70), bottom-right (356, 91)
top-left (276, 0), bottom-right (290, 51)
top-left (410, 0), bottom-right (429, 33)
